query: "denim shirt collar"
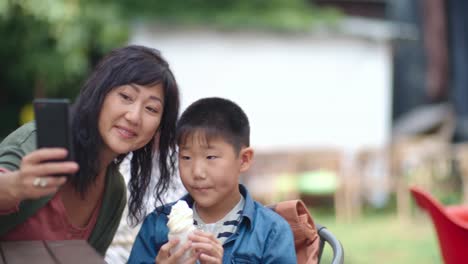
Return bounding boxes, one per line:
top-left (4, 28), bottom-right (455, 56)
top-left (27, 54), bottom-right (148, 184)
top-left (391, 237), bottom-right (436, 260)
top-left (177, 184), bottom-right (255, 231)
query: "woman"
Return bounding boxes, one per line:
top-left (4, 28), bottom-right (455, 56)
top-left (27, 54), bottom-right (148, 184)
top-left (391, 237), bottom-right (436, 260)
top-left (0, 45), bottom-right (180, 255)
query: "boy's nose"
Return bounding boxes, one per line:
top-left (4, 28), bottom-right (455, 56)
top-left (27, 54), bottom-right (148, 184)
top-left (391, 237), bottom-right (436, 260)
top-left (192, 162), bottom-right (207, 179)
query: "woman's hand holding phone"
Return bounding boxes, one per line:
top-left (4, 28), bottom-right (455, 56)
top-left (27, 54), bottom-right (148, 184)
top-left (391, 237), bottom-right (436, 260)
top-left (0, 148), bottom-right (78, 209)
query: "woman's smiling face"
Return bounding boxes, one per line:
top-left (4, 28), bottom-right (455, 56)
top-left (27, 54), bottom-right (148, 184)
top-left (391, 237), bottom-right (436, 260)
top-left (98, 83), bottom-right (164, 158)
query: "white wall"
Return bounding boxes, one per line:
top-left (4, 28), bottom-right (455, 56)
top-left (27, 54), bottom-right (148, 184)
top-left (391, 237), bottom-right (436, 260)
top-left (131, 28), bottom-right (392, 152)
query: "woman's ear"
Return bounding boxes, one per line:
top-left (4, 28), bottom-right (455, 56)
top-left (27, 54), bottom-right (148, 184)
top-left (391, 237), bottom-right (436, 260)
top-left (239, 147), bottom-right (254, 172)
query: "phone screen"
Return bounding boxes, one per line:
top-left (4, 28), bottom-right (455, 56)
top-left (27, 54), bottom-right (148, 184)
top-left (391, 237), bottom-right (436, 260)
top-left (33, 98), bottom-right (74, 163)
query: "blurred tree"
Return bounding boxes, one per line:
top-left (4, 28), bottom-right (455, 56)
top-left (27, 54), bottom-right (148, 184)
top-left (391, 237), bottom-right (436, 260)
top-left (115, 0), bottom-right (340, 32)
top-left (0, 0), bottom-right (129, 138)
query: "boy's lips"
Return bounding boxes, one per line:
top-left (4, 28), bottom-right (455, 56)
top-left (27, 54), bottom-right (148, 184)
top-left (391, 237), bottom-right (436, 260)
top-left (192, 186), bottom-right (212, 191)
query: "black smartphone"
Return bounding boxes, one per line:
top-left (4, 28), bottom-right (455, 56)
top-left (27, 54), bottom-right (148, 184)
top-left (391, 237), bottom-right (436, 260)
top-left (33, 98), bottom-right (74, 166)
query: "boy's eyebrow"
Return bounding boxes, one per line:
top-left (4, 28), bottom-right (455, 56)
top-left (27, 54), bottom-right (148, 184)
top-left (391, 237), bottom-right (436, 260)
top-left (178, 144), bottom-right (216, 150)
top-left (128, 84), bottom-right (163, 104)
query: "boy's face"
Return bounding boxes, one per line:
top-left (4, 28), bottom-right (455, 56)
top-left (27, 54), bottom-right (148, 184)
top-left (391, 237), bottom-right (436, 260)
top-left (178, 133), bottom-right (253, 220)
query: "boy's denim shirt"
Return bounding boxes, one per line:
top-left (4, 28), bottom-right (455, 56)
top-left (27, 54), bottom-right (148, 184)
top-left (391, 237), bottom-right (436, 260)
top-left (128, 184), bottom-right (297, 264)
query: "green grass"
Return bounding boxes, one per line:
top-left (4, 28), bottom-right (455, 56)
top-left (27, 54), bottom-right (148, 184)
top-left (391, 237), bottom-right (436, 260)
top-left (311, 211), bottom-right (442, 264)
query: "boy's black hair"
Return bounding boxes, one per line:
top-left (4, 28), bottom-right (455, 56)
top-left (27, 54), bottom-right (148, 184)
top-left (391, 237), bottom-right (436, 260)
top-left (176, 97), bottom-right (250, 154)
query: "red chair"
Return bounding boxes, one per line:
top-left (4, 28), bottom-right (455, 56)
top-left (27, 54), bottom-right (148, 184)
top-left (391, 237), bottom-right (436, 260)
top-left (410, 186), bottom-right (468, 264)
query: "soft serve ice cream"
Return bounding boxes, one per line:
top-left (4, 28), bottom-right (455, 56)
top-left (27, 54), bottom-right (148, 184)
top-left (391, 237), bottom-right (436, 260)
top-left (167, 200), bottom-right (196, 262)
top-left (168, 200), bottom-right (195, 233)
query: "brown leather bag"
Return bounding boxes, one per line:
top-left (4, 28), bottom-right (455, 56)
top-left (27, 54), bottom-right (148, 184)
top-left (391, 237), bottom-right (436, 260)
top-left (268, 200), bottom-right (320, 264)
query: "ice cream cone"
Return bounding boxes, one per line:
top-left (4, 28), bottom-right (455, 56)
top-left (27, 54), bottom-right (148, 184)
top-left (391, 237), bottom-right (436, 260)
top-left (167, 200), bottom-right (196, 263)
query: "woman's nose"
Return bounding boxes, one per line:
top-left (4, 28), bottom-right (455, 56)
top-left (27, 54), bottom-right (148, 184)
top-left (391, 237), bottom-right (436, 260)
top-left (124, 105), bottom-right (142, 125)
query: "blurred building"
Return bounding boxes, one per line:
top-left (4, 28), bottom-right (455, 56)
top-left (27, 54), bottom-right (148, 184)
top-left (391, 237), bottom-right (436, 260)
top-left (131, 24), bottom-right (392, 152)
top-left (128, 15), bottom-right (399, 221)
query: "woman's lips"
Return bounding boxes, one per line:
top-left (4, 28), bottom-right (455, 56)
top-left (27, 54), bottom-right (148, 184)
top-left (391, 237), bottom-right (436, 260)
top-left (115, 126), bottom-right (137, 139)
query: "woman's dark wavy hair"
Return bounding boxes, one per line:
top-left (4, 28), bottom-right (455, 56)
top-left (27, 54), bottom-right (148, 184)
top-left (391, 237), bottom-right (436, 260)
top-left (71, 45), bottom-right (179, 225)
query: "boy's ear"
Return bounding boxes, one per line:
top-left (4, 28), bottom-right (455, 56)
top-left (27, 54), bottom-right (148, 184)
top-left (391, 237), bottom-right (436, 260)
top-left (239, 147), bottom-right (254, 172)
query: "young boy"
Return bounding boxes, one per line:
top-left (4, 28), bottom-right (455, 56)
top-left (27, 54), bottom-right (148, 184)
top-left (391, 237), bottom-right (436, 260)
top-left (128, 97), bottom-right (297, 263)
